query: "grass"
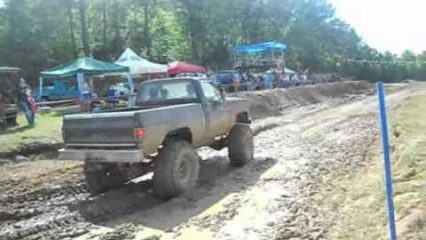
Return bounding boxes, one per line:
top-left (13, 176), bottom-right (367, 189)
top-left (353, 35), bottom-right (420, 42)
top-left (318, 95), bottom-right (426, 240)
top-left (0, 113), bottom-right (63, 156)
top-left (391, 96), bottom-right (426, 239)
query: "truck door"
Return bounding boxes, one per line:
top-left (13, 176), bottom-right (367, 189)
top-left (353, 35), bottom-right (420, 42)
top-left (199, 81), bottom-right (231, 138)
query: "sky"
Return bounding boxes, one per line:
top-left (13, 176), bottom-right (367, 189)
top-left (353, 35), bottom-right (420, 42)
top-left (328, 0), bottom-right (426, 54)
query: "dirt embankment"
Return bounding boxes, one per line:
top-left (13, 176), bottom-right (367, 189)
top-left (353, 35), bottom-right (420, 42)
top-left (230, 81), bottom-right (373, 119)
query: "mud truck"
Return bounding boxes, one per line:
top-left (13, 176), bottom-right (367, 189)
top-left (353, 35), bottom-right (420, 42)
top-left (60, 78), bottom-right (254, 199)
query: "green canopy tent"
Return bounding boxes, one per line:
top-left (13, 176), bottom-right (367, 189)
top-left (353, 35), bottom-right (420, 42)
top-left (39, 57), bottom-right (134, 106)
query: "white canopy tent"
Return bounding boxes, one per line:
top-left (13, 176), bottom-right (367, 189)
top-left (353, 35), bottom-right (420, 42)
top-left (284, 67), bottom-right (297, 74)
top-left (115, 48), bottom-right (168, 76)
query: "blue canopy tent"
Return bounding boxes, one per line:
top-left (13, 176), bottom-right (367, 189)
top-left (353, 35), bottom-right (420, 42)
top-left (233, 41), bottom-right (287, 53)
top-left (233, 41), bottom-right (287, 69)
top-left (39, 57), bottom-right (135, 106)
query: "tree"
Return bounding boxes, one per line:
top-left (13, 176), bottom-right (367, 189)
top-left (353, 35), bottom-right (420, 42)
top-left (0, 0), bottom-right (424, 83)
top-left (67, 0), bottom-right (77, 58)
top-left (78, 0), bottom-right (90, 56)
top-left (143, 0), bottom-right (151, 55)
top-left (102, 0), bottom-right (107, 46)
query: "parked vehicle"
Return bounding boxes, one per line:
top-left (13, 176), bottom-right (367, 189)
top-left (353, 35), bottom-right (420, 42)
top-left (33, 79), bottom-right (80, 101)
top-left (59, 78), bottom-right (253, 199)
top-left (176, 72), bottom-right (207, 78)
top-left (0, 67), bottom-right (20, 129)
top-left (211, 70), bottom-right (251, 92)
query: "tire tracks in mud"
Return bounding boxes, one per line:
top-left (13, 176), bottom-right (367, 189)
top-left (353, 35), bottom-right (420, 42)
top-left (0, 182), bottom-right (91, 240)
top-left (0, 101), bottom-right (300, 240)
top-left (210, 114), bottom-right (379, 240)
top-left (0, 152), bottom-right (279, 240)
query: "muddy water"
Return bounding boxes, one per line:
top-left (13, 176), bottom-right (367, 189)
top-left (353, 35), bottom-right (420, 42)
top-left (0, 82), bottom-right (409, 240)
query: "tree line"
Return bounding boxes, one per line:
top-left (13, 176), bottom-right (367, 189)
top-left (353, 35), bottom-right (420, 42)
top-left (0, 0), bottom-right (425, 85)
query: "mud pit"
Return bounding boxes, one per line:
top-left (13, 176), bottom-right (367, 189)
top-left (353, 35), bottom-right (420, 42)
top-left (0, 81), bottom-right (409, 240)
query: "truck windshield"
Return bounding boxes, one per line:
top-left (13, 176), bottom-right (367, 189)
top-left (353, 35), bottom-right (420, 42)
top-left (136, 80), bottom-right (198, 106)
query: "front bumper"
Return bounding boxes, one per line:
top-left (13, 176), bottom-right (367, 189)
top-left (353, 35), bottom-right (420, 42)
top-left (59, 148), bottom-right (144, 163)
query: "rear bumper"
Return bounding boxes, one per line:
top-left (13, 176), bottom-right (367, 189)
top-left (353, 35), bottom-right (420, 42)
top-left (59, 148), bottom-right (144, 163)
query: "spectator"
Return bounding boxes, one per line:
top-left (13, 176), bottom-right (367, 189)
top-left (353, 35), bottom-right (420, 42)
top-left (17, 78), bottom-right (36, 127)
top-left (186, 84), bottom-right (196, 98)
top-left (80, 81), bottom-right (93, 112)
top-left (149, 88), bottom-right (159, 100)
top-left (0, 92), bottom-right (5, 129)
top-left (264, 71), bottom-right (274, 89)
top-left (160, 89), bottom-right (169, 100)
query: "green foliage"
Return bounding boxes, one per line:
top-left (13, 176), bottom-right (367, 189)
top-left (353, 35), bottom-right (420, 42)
top-left (0, 0), bottom-right (425, 85)
top-left (150, 9), bottom-right (190, 63)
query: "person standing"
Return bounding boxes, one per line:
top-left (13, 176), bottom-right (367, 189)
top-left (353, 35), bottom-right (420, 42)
top-left (0, 92), bottom-right (6, 129)
top-left (17, 78), bottom-right (36, 127)
top-left (264, 71), bottom-right (274, 89)
top-left (80, 81), bottom-right (93, 112)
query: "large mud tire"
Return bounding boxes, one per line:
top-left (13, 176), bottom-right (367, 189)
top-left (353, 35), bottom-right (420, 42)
top-left (84, 162), bottom-right (128, 194)
top-left (153, 140), bottom-right (200, 200)
top-left (228, 124), bottom-right (254, 167)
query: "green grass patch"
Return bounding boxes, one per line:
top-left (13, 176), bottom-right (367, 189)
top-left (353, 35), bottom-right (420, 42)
top-left (0, 113), bottom-right (63, 156)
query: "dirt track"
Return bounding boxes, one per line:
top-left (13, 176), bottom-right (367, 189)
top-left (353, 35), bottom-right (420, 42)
top-left (0, 82), bottom-right (412, 240)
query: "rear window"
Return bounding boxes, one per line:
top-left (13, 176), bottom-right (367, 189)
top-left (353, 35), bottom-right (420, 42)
top-left (136, 80), bottom-right (198, 105)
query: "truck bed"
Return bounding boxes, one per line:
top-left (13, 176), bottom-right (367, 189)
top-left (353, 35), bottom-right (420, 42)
top-left (63, 103), bottom-right (207, 155)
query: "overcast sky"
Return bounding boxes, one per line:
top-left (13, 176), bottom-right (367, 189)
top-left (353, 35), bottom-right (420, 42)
top-left (328, 0), bottom-right (426, 54)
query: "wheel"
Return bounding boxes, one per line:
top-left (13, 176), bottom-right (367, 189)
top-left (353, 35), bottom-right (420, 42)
top-left (228, 124), bottom-right (254, 167)
top-left (153, 140), bottom-right (200, 200)
top-left (83, 162), bottom-right (128, 194)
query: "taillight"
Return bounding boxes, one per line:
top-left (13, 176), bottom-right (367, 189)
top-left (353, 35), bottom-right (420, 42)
top-left (134, 128), bottom-right (146, 139)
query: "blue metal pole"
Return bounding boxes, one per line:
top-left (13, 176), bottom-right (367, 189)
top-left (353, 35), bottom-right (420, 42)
top-left (376, 81), bottom-right (397, 240)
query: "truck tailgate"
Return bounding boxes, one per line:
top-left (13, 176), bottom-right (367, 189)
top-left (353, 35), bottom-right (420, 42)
top-left (63, 111), bottom-right (137, 146)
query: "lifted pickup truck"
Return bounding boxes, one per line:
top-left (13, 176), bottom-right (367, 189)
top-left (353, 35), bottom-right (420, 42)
top-left (60, 78), bottom-right (253, 199)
